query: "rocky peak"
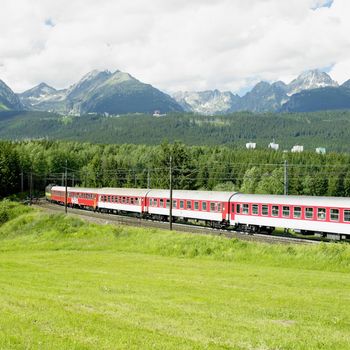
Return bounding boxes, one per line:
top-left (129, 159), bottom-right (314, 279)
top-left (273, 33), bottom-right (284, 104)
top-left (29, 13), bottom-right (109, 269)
top-left (287, 69), bottom-right (338, 96)
top-left (66, 69), bottom-right (112, 99)
top-left (0, 79), bottom-right (23, 110)
top-left (20, 82), bottom-right (57, 98)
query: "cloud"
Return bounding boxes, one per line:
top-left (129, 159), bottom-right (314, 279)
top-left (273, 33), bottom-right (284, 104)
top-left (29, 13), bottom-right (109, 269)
top-left (0, 0), bottom-right (349, 93)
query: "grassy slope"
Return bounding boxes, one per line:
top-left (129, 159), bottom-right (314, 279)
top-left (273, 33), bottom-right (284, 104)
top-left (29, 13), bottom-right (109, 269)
top-left (0, 202), bottom-right (350, 349)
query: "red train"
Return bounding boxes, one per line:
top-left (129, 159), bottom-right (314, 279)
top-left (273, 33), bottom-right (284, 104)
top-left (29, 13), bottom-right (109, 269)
top-left (46, 185), bottom-right (350, 240)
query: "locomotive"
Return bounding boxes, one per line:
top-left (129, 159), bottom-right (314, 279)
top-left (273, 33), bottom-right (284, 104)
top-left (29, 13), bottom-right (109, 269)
top-left (45, 185), bottom-right (350, 240)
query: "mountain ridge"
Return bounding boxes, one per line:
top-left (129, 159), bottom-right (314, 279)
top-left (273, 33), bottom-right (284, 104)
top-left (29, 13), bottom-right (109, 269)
top-left (18, 69), bottom-right (183, 115)
top-left (172, 69), bottom-right (344, 114)
top-left (1, 68), bottom-right (350, 115)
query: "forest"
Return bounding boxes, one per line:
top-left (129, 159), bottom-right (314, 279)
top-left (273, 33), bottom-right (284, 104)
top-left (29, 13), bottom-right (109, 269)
top-left (1, 110), bottom-right (350, 151)
top-left (1, 140), bottom-right (350, 199)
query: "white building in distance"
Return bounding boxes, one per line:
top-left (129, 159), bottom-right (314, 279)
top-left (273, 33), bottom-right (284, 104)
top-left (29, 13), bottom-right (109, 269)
top-left (246, 142), bottom-right (256, 149)
top-left (268, 142), bottom-right (279, 151)
top-left (291, 145), bottom-right (304, 153)
top-left (316, 147), bottom-right (326, 154)
top-left (153, 110), bottom-right (166, 117)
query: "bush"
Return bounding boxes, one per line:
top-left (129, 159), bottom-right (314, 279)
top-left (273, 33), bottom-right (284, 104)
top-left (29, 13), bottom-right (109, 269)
top-left (0, 207), bottom-right (9, 225)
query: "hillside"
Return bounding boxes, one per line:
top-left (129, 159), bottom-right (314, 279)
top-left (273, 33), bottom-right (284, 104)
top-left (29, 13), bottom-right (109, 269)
top-left (0, 201), bottom-right (350, 349)
top-left (1, 110), bottom-right (350, 151)
top-left (281, 87), bottom-right (350, 112)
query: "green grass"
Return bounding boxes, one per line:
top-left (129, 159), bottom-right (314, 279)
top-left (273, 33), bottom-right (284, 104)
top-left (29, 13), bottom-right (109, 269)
top-left (1, 201), bottom-right (350, 349)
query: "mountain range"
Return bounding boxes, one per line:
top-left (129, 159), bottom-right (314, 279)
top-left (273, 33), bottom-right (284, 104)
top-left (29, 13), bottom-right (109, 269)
top-left (1, 69), bottom-right (350, 115)
top-left (173, 70), bottom-right (345, 114)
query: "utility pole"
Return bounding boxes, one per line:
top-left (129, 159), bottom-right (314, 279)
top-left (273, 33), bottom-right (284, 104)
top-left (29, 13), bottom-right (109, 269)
top-left (20, 170), bottom-right (24, 193)
top-left (284, 160), bottom-right (288, 195)
top-left (169, 156), bottom-right (173, 231)
top-left (72, 173), bottom-right (75, 187)
top-left (65, 160), bottom-right (68, 214)
top-left (29, 170), bottom-right (33, 205)
top-left (147, 169), bottom-right (151, 189)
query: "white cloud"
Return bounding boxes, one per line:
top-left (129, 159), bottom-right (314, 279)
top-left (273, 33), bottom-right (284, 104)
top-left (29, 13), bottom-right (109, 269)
top-left (0, 0), bottom-right (349, 93)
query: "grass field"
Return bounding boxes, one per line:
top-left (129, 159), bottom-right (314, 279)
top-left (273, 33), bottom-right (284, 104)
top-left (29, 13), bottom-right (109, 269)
top-left (0, 201), bottom-right (350, 349)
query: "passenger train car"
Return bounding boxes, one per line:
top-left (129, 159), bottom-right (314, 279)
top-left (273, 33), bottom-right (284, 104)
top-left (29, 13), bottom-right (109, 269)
top-left (46, 185), bottom-right (350, 240)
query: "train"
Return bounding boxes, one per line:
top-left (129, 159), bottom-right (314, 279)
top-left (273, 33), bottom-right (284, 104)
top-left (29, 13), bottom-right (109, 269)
top-left (45, 185), bottom-right (350, 240)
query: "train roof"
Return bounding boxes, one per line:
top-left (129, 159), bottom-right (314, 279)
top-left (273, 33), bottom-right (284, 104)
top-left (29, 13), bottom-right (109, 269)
top-left (51, 186), bottom-right (97, 193)
top-left (233, 193), bottom-right (350, 208)
top-left (148, 189), bottom-right (237, 201)
top-left (99, 188), bottom-right (151, 196)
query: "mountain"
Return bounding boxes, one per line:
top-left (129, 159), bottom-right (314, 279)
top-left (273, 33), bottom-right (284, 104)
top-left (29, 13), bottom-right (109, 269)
top-left (280, 86), bottom-right (350, 112)
top-left (78, 70), bottom-right (183, 114)
top-left (0, 80), bottom-right (23, 111)
top-left (173, 90), bottom-right (241, 114)
top-left (236, 81), bottom-right (288, 112)
top-left (19, 69), bottom-right (183, 115)
top-left (173, 70), bottom-right (340, 114)
top-left (342, 79), bottom-right (350, 89)
top-left (19, 82), bottom-right (67, 112)
top-left (10, 68), bottom-right (350, 115)
top-left (286, 69), bottom-right (338, 96)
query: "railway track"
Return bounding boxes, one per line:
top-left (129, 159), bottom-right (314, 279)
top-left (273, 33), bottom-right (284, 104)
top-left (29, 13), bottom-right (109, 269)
top-left (33, 200), bottom-right (320, 245)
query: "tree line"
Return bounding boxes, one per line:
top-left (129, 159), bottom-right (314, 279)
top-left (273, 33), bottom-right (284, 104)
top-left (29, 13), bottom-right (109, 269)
top-left (1, 140), bottom-right (350, 199)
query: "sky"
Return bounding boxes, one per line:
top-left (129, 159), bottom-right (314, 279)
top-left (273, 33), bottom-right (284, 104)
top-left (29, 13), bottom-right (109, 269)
top-left (0, 0), bottom-right (349, 94)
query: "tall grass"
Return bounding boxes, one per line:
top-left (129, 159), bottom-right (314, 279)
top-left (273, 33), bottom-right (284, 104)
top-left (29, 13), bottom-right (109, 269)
top-left (1, 200), bottom-right (350, 272)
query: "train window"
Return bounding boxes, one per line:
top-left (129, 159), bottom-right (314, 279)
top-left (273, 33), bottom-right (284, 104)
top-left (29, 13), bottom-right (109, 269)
top-left (202, 202), bottom-right (207, 211)
top-left (108, 196), bottom-right (111, 202)
top-left (317, 208), bottom-right (326, 220)
top-left (187, 201), bottom-right (192, 209)
top-left (166, 199), bottom-right (170, 208)
top-left (344, 210), bottom-right (350, 222)
top-left (262, 205), bottom-right (268, 216)
top-left (130, 197), bottom-right (134, 205)
top-left (282, 206), bottom-right (290, 218)
top-left (180, 200), bottom-right (184, 209)
top-left (305, 208), bottom-right (313, 219)
top-left (293, 207), bottom-right (301, 218)
top-left (236, 204), bottom-right (241, 214)
top-left (217, 203), bottom-right (222, 212)
top-left (135, 197), bottom-right (139, 205)
top-left (194, 201), bottom-right (199, 210)
top-left (210, 202), bottom-right (216, 212)
top-left (272, 206), bottom-right (279, 217)
top-left (160, 199), bottom-right (164, 207)
top-left (242, 204), bottom-right (249, 215)
top-left (173, 200), bottom-right (177, 208)
top-left (252, 204), bottom-right (259, 215)
top-left (330, 209), bottom-right (339, 221)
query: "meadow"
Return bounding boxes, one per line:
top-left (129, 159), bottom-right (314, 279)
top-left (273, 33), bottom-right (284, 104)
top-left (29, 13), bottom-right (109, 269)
top-left (0, 201), bottom-right (350, 349)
